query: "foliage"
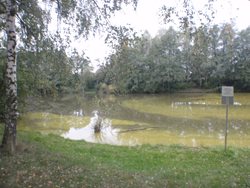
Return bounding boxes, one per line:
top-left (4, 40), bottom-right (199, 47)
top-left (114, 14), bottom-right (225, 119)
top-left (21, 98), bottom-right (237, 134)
top-left (233, 27), bottom-right (250, 90)
top-left (16, 37), bottom-right (93, 97)
top-left (0, 0), bottom-right (139, 97)
top-left (97, 25), bottom-right (250, 94)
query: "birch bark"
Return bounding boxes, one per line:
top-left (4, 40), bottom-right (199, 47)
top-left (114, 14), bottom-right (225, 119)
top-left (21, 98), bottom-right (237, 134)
top-left (1, 0), bottom-right (17, 154)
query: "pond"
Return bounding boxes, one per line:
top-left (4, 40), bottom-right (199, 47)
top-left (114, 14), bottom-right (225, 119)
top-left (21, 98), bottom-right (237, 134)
top-left (18, 93), bottom-right (250, 148)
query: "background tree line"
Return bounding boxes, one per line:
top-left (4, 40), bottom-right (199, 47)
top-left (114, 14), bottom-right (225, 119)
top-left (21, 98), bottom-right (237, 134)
top-left (96, 24), bottom-right (250, 94)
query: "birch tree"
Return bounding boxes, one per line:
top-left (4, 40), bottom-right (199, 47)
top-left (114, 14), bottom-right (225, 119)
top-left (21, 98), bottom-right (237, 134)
top-left (1, 0), bottom-right (17, 154)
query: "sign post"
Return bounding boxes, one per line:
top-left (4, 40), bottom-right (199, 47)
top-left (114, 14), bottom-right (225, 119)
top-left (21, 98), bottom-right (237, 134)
top-left (221, 86), bottom-right (234, 151)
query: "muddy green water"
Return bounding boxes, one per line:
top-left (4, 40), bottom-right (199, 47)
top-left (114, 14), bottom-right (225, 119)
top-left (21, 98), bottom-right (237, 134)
top-left (18, 93), bottom-right (250, 147)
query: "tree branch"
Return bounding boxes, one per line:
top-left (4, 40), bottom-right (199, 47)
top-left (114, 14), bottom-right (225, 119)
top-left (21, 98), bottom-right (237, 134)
top-left (0, 1), bottom-right (6, 14)
top-left (16, 13), bottom-right (35, 39)
top-left (92, 0), bottom-right (112, 27)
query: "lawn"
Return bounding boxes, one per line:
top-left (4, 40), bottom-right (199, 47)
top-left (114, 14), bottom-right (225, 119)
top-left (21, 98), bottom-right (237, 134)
top-left (0, 125), bottom-right (250, 188)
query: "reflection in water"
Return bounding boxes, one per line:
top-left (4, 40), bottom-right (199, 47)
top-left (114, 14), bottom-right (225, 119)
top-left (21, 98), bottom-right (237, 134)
top-left (62, 111), bottom-right (120, 145)
top-left (19, 93), bottom-right (250, 148)
top-left (73, 109), bottom-right (84, 116)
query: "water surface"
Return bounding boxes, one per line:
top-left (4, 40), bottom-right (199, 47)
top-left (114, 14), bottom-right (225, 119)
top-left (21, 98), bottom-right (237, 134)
top-left (18, 93), bottom-right (250, 147)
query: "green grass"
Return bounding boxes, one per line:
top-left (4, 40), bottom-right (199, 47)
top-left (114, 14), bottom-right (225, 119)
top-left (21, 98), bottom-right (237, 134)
top-left (0, 125), bottom-right (250, 188)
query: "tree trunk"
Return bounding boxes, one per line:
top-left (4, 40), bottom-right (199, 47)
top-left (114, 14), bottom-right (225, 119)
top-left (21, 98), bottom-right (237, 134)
top-left (1, 0), bottom-right (17, 154)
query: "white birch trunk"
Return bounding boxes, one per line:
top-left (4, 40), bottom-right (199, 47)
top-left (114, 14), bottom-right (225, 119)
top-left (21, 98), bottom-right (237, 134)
top-left (1, 0), bottom-right (17, 154)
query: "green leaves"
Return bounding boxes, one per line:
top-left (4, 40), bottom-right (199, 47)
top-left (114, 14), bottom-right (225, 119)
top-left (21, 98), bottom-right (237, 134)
top-left (98, 24), bottom-right (250, 93)
top-left (98, 27), bottom-right (186, 93)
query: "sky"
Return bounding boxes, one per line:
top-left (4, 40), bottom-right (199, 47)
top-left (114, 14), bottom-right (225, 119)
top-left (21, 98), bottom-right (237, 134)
top-left (75, 0), bottom-right (250, 71)
top-left (111, 0), bottom-right (250, 36)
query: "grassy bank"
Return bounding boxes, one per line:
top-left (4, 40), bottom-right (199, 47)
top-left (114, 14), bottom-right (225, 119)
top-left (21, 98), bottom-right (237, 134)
top-left (0, 127), bottom-right (250, 188)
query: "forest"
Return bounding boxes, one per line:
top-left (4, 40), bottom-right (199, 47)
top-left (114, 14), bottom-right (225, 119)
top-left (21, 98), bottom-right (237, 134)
top-left (97, 25), bottom-right (250, 93)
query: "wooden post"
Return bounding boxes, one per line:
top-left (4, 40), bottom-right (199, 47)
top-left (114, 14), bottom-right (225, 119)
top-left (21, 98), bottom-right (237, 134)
top-left (225, 102), bottom-right (229, 151)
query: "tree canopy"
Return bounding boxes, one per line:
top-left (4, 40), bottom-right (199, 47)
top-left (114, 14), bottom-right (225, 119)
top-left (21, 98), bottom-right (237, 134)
top-left (96, 24), bottom-right (250, 93)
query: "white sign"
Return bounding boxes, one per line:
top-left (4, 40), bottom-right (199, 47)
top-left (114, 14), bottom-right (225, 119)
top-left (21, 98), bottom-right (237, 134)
top-left (222, 86), bottom-right (234, 97)
top-left (221, 86), bottom-right (234, 150)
